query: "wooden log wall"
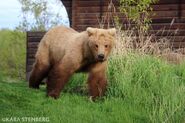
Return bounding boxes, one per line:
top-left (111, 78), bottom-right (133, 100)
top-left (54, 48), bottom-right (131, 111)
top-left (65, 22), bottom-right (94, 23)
top-left (146, 0), bottom-right (185, 48)
top-left (26, 32), bottom-right (46, 80)
top-left (26, 0), bottom-right (185, 80)
top-left (66, 0), bottom-right (185, 48)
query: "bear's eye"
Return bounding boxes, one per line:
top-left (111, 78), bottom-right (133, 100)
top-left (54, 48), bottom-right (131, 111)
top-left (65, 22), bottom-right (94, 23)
top-left (95, 44), bottom-right (98, 48)
top-left (105, 45), bottom-right (108, 48)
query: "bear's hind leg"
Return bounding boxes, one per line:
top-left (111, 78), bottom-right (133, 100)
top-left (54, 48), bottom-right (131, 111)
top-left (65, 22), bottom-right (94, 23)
top-left (47, 57), bottom-right (79, 99)
top-left (46, 74), bottom-right (56, 95)
top-left (29, 59), bottom-right (49, 89)
top-left (47, 64), bottom-right (74, 99)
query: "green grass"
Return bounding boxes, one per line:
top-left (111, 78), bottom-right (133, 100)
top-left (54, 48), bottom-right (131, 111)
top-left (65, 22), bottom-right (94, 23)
top-left (0, 55), bottom-right (185, 123)
top-left (107, 54), bottom-right (185, 123)
top-left (0, 29), bottom-right (184, 123)
top-left (0, 82), bottom-right (147, 123)
top-left (0, 29), bottom-right (26, 80)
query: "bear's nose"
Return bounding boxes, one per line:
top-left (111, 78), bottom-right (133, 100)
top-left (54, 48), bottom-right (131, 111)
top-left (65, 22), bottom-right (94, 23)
top-left (98, 54), bottom-right (104, 60)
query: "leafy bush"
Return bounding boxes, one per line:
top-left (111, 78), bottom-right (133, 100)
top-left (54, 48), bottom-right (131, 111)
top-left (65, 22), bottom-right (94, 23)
top-left (119, 0), bottom-right (159, 30)
top-left (17, 0), bottom-right (67, 31)
top-left (0, 29), bottom-right (26, 80)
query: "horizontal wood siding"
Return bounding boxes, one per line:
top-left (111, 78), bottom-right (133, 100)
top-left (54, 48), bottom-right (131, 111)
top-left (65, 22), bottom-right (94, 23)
top-left (26, 32), bottom-right (46, 80)
top-left (26, 0), bottom-right (185, 80)
top-left (73, 0), bottom-right (102, 31)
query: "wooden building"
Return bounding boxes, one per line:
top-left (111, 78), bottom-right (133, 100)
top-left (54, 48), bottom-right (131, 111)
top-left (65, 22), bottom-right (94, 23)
top-left (26, 0), bottom-right (185, 79)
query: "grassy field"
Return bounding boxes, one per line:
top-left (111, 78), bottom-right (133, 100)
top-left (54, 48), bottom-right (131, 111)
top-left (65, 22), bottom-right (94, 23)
top-left (0, 29), bottom-right (26, 80)
top-left (0, 81), bottom-right (155, 123)
top-left (0, 55), bottom-right (185, 123)
top-left (0, 30), bottom-right (185, 123)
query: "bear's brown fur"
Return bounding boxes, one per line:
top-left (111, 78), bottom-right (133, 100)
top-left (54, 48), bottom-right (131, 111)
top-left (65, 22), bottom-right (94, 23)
top-left (29, 26), bottom-right (116, 100)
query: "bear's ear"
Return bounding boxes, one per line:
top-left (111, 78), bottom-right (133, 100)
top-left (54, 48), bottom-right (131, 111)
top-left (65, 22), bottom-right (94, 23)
top-left (108, 28), bottom-right (116, 37)
top-left (87, 27), bottom-right (96, 36)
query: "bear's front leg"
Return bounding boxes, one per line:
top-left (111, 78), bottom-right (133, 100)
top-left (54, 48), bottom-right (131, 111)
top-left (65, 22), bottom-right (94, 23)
top-left (88, 62), bottom-right (107, 100)
top-left (47, 57), bottom-right (80, 99)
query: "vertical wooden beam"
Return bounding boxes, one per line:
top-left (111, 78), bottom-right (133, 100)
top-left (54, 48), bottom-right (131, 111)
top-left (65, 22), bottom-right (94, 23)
top-left (72, 0), bottom-right (77, 29)
top-left (61, 0), bottom-right (72, 27)
top-left (26, 32), bottom-right (29, 81)
top-left (99, 0), bottom-right (103, 20)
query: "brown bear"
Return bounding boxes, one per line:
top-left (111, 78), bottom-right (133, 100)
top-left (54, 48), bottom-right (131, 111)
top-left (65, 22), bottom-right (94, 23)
top-left (29, 26), bottom-right (116, 100)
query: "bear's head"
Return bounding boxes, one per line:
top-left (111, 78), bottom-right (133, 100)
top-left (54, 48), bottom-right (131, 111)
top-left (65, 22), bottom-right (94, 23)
top-left (87, 27), bottom-right (116, 62)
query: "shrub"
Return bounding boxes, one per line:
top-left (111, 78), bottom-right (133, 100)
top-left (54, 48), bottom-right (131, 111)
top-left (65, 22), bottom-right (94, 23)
top-left (0, 29), bottom-right (26, 80)
top-left (119, 0), bottom-right (159, 30)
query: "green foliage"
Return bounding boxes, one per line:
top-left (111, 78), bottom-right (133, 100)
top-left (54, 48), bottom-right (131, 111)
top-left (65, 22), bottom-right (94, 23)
top-left (107, 54), bottom-right (185, 123)
top-left (64, 73), bottom-right (87, 94)
top-left (119, 0), bottom-right (158, 30)
top-left (17, 0), bottom-right (63, 31)
top-left (0, 54), bottom-right (184, 123)
top-left (0, 82), bottom-right (146, 123)
top-left (0, 29), bottom-right (26, 80)
top-left (0, 28), bottom-right (184, 123)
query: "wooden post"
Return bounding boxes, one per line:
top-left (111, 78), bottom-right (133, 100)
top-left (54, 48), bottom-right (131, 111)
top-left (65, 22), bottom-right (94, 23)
top-left (72, 0), bottom-right (78, 29)
top-left (62, 0), bottom-right (72, 26)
